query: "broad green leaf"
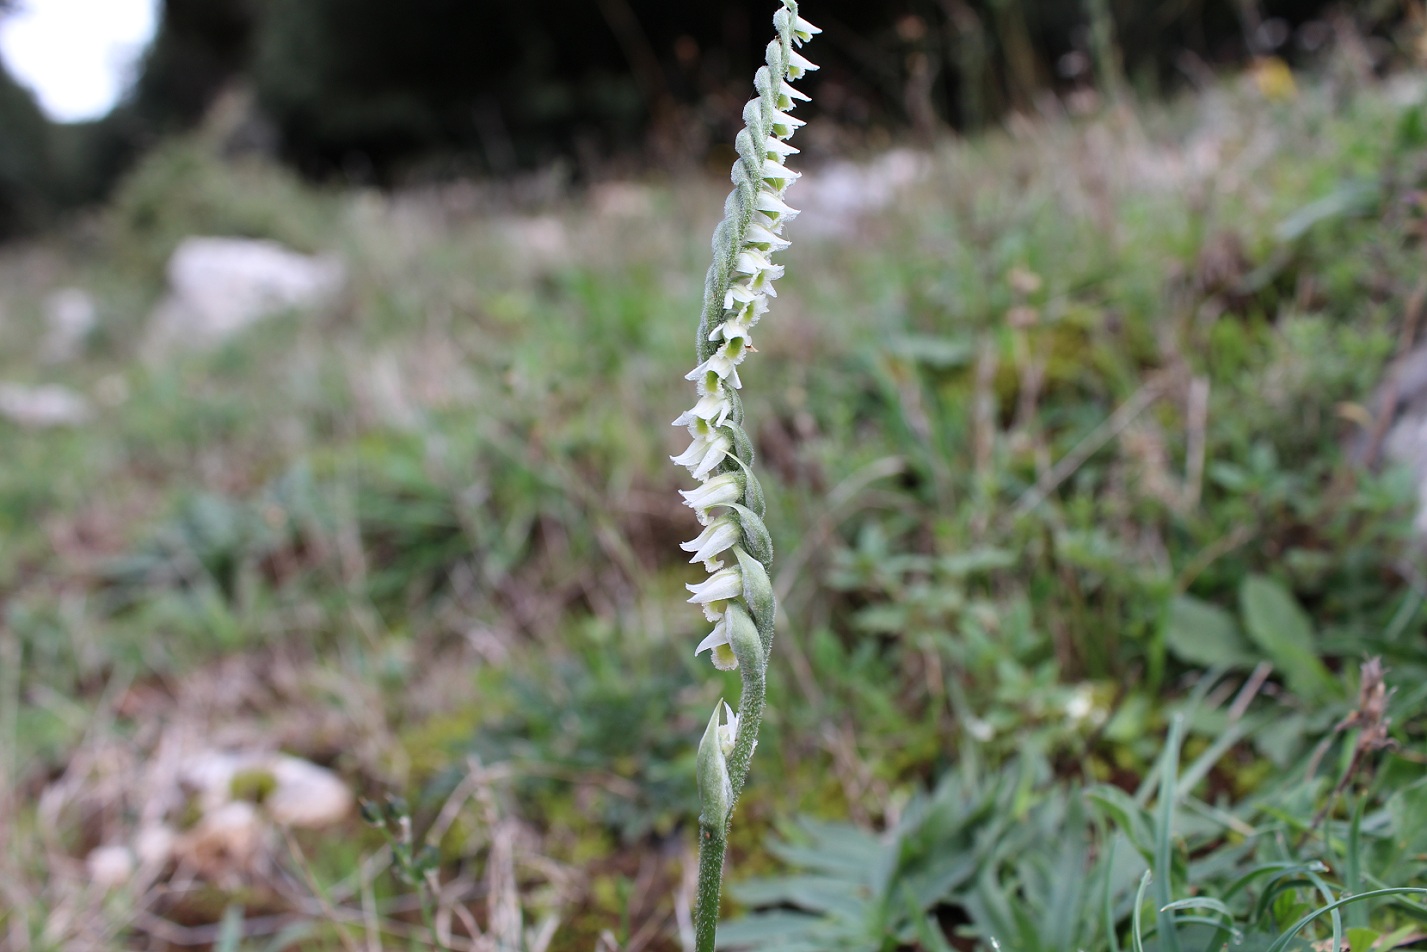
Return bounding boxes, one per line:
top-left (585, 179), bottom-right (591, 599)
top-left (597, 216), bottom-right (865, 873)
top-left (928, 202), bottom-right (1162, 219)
top-left (1163, 595), bottom-right (1256, 669)
top-left (1238, 575), bottom-right (1335, 700)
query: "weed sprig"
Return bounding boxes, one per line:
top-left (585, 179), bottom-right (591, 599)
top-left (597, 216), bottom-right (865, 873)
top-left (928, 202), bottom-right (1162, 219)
top-left (669, 2), bottom-right (818, 948)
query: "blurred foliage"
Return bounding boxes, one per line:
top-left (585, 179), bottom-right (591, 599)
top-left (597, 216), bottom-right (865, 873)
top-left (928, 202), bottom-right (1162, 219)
top-left (3, 44), bottom-right (1427, 948)
top-left (0, 0), bottom-right (1419, 238)
top-left (0, 58), bottom-right (53, 238)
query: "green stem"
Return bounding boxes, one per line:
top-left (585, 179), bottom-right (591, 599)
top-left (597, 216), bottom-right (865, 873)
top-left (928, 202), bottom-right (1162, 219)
top-left (694, 821), bottom-right (728, 952)
top-left (694, 628), bottom-right (769, 952)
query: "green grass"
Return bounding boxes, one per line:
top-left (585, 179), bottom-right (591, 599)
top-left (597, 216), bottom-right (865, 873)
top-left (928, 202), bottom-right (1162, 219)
top-left (3, 59), bottom-right (1427, 950)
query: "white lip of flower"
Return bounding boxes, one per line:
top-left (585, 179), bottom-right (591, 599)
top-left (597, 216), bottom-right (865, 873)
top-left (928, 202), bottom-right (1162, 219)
top-left (671, 429), bottom-right (731, 479)
top-left (687, 565), bottom-right (743, 607)
top-left (734, 252), bottom-right (786, 295)
top-left (696, 618), bottom-right (738, 670)
top-left (766, 137), bottom-right (799, 159)
top-left (747, 264), bottom-right (784, 295)
top-left (673, 391), bottom-right (733, 429)
top-left (791, 14), bottom-right (822, 44)
top-left (717, 701), bottom-right (739, 755)
top-left (785, 50), bottom-right (819, 80)
top-left (682, 514), bottom-right (740, 567)
top-left (730, 296), bottom-right (769, 327)
top-left (687, 351), bottom-right (744, 388)
top-left (710, 320), bottom-right (752, 345)
top-left (754, 190), bottom-right (799, 221)
top-left (777, 81), bottom-right (811, 109)
top-left (680, 474), bottom-right (742, 523)
top-left (745, 222), bottom-right (791, 251)
top-left (768, 110), bottom-right (806, 138)
top-left (760, 159), bottom-right (800, 185)
top-left (725, 283), bottom-right (759, 309)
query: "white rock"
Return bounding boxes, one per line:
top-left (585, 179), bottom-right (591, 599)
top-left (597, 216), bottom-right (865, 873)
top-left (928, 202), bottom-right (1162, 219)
top-left (182, 749), bottom-right (352, 828)
top-left (1358, 345), bottom-right (1427, 538)
top-left (41, 287), bottom-right (97, 363)
top-left (264, 756), bottom-right (352, 828)
top-left (175, 801), bottom-right (264, 880)
top-left (796, 149), bottom-right (930, 239)
top-left (0, 383), bottom-right (92, 427)
top-left (134, 824), bottom-right (176, 868)
top-left (86, 844), bottom-right (136, 888)
top-left (147, 237), bottom-right (344, 351)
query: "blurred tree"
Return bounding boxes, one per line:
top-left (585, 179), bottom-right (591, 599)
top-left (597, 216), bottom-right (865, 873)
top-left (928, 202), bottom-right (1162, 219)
top-left (0, 56), bottom-right (54, 238)
top-left (0, 0), bottom-right (1410, 236)
top-left (131, 0), bottom-right (258, 131)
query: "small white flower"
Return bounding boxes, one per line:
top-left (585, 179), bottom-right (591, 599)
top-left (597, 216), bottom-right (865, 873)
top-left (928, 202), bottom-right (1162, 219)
top-left (768, 109), bottom-right (806, 139)
top-left (681, 514), bottom-right (740, 566)
top-left (760, 159), bottom-right (799, 184)
top-left (687, 566), bottom-right (743, 606)
top-left (717, 701), bottom-right (739, 754)
top-left (777, 81), bottom-right (811, 110)
top-left (785, 50), bottom-right (819, 80)
top-left (695, 618), bottom-right (738, 670)
top-left (671, 428), bottom-right (731, 479)
top-left (746, 260), bottom-right (784, 295)
top-left (754, 190), bottom-right (799, 222)
top-left (765, 137), bottom-right (799, 159)
top-left (680, 474), bottom-right (743, 523)
top-left (725, 282), bottom-right (759, 309)
top-left (734, 248), bottom-right (776, 277)
top-left (791, 15), bottom-right (822, 45)
top-left (687, 350), bottom-right (744, 387)
top-left (672, 392), bottom-right (732, 429)
top-left (710, 319), bottom-right (752, 346)
top-left (745, 222), bottom-right (791, 251)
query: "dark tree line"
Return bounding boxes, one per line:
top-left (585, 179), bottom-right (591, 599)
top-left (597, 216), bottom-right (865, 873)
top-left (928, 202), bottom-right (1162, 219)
top-left (0, 0), bottom-right (1408, 238)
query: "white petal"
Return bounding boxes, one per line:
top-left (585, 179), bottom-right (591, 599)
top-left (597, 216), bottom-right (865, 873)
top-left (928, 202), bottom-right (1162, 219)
top-left (755, 190), bottom-right (800, 220)
top-left (766, 136), bottom-right (799, 158)
top-left (745, 221), bottom-right (791, 251)
top-left (681, 474), bottom-right (742, 522)
top-left (687, 566), bottom-right (743, 604)
top-left (792, 15), bottom-right (822, 44)
top-left (768, 109), bottom-right (806, 137)
top-left (692, 432), bottom-right (731, 479)
top-left (670, 438), bottom-right (707, 469)
top-left (761, 159), bottom-right (799, 183)
top-left (718, 700), bottom-right (739, 754)
top-left (781, 80), bottom-right (811, 103)
top-left (786, 51), bottom-right (819, 78)
top-left (696, 618), bottom-right (730, 656)
top-left (681, 516), bottom-right (740, 564)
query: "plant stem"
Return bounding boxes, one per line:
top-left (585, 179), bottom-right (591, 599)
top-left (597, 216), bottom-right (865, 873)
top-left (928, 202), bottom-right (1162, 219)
top-left (694, 631), bottom-right (769, 952)
top-left (694, 821), bottom-right (728, 952)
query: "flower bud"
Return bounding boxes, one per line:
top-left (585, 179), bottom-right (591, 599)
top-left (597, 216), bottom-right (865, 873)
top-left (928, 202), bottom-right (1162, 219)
top-left (697, 703), bottom-right (734, 826)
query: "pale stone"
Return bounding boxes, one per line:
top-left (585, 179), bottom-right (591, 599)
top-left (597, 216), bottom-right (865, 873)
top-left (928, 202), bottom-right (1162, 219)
top-left (182, 749), bottom-right (352, 828)
top-left (86, 844), bottom-right (135, 888)
top-left (264, 756), bottom-right (352, 828)
top-left (795, 149), bottom-right (930, 239)
top-left (175, 801), bottom-right (264, 879)
top-left (41, 287), bottom-right (97, 363)
top-left (134, 824), bottom-right (176, 867)
top-left (0, 383), bottom-right (92, 427)
top-left (147, 237), bottom-right (344, 352)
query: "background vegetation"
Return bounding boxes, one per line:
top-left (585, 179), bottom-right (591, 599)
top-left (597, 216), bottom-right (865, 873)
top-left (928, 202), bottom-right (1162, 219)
top-left (0, 0), bottom-right (1415, 236)
top-left (2, 3), bottom-right (1427, 951)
